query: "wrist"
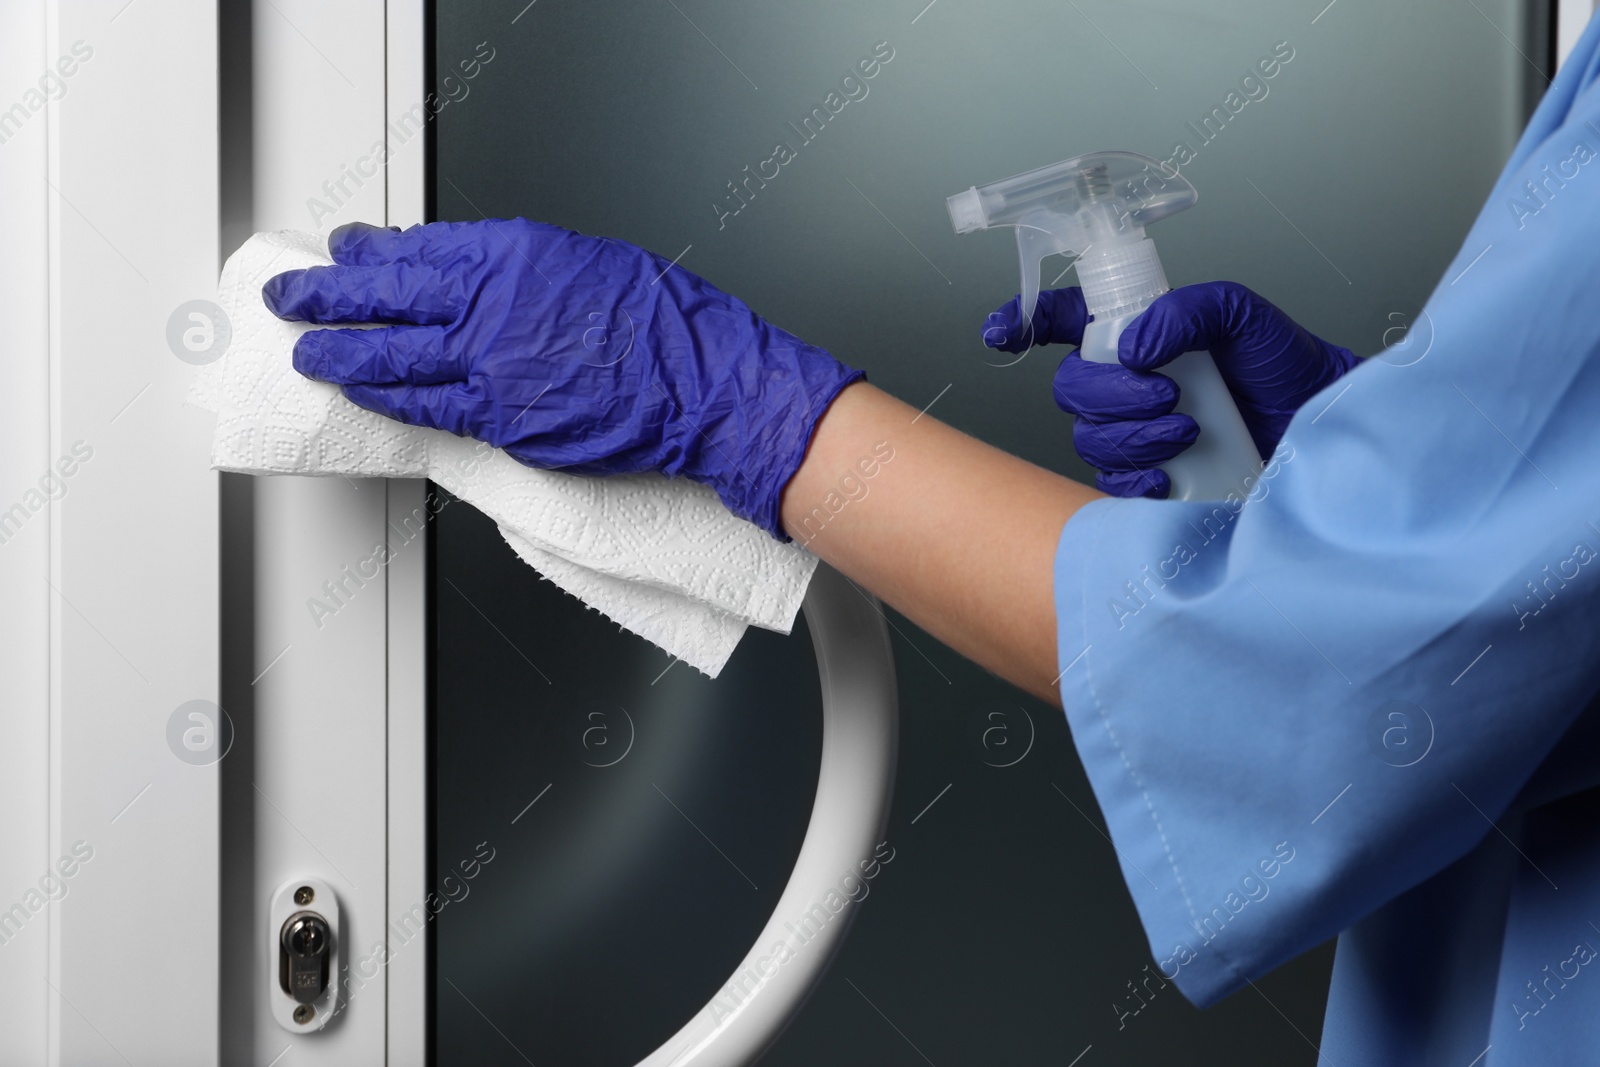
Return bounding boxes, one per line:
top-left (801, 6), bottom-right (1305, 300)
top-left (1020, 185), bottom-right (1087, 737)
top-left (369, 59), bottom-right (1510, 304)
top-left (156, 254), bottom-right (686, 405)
top-left (776, 378), bottom-right (877, 543)
top-left (694, 343), bottom-right (864, 540)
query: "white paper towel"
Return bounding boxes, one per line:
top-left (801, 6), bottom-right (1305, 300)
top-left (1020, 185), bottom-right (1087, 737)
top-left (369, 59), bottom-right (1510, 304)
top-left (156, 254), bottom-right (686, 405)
top-left (189, 231), bottom-right (818, 676)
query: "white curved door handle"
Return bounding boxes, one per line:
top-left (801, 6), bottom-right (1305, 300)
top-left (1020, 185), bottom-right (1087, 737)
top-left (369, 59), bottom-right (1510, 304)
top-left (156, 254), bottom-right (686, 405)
top-left (636, 561), bottom-right (899, 1067)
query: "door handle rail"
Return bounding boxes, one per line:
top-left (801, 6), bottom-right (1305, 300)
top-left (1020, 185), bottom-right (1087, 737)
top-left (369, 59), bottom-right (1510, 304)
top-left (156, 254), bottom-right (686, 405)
top-left (636, 561), bottom-right (899, 1067)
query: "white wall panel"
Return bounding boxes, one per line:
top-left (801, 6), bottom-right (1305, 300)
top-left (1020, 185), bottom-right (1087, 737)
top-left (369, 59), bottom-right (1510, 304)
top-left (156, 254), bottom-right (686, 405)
top-left (0, 2), bottom-right (54, 1060)
top-left (47, 1), bottom-right (220, 1063)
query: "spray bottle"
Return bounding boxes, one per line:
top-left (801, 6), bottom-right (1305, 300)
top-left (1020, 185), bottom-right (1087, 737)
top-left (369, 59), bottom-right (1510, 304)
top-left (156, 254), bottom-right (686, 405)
top-left (947, 150), bottom-right (1261, 501)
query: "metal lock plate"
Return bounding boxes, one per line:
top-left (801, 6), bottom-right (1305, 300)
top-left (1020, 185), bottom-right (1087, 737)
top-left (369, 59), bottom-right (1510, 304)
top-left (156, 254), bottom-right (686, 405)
top-left (269, 877), bottom-right (342, 1033)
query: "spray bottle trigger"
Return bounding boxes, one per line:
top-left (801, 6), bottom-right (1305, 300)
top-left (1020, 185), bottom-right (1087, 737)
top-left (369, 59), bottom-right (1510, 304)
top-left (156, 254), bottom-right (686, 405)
top-left (1014, 222), bottom-right (1080, 346)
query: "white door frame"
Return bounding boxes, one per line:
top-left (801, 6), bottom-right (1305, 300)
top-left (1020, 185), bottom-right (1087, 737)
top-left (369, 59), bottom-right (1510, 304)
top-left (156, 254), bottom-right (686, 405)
top-left (216, 1), bottom-right (429, 1062)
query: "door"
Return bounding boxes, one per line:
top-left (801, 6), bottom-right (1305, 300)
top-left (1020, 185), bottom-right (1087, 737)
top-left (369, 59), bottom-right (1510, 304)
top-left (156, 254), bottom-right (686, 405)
top-left (209, 3), bottom-right (898, 1063)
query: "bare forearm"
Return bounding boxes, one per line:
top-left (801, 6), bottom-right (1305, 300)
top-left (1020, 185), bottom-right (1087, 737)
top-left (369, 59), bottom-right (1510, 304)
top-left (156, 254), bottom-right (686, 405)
top-left (780, 382), bottom-right (1102, 705)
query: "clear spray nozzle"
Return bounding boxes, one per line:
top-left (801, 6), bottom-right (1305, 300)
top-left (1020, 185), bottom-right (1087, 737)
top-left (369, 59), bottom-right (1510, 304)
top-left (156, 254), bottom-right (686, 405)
top-left (947, 150), bottom-right (1198, 327)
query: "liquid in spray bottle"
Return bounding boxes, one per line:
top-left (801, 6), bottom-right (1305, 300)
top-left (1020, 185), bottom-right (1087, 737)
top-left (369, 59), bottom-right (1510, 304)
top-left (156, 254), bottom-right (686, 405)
top-left (948, 150), bottom-right (1261, 501)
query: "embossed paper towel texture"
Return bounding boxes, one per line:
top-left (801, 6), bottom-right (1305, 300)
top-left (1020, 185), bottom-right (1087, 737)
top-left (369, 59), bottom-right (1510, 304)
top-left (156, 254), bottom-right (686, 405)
top-left (189, 231), bottom-right (817, 676)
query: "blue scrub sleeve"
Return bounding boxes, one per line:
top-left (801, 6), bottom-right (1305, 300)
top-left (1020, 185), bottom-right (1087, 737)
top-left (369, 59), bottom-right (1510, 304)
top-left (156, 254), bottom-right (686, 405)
top-left (1053, 18), bottom-right (1600, 1009)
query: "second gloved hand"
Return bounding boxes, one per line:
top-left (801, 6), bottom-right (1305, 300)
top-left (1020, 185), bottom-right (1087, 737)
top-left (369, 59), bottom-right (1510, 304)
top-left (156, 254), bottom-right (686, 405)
top-left (984, 281), bottom-right (1359, 498)
top-left (263, 220), bottom-right (863, 540)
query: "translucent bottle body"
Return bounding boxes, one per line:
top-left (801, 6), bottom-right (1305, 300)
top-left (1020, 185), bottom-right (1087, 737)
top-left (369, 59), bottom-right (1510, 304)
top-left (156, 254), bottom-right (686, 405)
top-left (1078, 301), bottom-right (1263, 502)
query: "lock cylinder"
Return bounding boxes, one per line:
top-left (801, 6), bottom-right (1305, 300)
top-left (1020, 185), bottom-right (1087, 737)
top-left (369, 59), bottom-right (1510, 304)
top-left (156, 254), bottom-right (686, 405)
top-left (280, 911), bottom-right (332, 1005)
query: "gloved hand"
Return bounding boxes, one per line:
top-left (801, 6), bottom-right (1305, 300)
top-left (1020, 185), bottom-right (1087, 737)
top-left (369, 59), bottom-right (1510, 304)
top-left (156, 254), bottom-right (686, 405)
top-left (984, 281), bottom-right (1359, 498)
top-left (263, 219), bottom-right (863, 540)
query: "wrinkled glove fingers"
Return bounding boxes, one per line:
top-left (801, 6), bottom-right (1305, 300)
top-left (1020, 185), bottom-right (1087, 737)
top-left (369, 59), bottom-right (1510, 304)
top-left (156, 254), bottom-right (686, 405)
top-left (295, 325), bottom-right (467, 386)
top-left (1072, 413), bottom-right (1199, 471)
top-left (328, 221), bottom-right (430, 267)
top-left (982, 288), bottom-right (1089, 353)
top-left (1117, 286), bottom-right (1235, 371)
top-left (1053, 352), bottom-right (1179, 420)
top-left (263, 262), bottom-right (467, 326)
top-left (341, 381), bottom-right (481, 438)
top-left (1116, 281), bottom-right (1305, 372)
top-left (331, 219), bottom-right (538, 269)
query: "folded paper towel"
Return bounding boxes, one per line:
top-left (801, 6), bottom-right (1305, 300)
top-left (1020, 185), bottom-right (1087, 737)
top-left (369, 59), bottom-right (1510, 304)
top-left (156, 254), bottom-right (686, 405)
top-left (189, 230), bottom-right (818, 676)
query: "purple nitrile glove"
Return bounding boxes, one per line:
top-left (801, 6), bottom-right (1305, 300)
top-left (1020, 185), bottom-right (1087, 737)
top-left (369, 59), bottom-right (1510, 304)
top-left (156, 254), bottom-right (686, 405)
top-left (262, 219), bottom-right (863, 540)
top-left (983, 281), bottom-right (1359, 498)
